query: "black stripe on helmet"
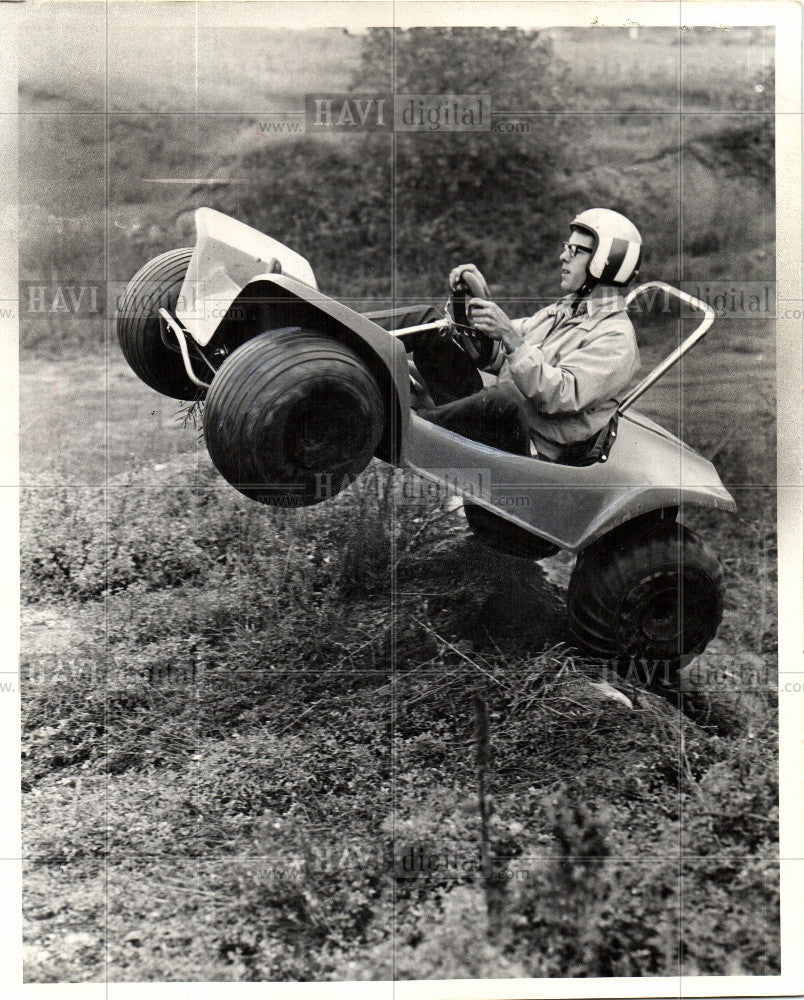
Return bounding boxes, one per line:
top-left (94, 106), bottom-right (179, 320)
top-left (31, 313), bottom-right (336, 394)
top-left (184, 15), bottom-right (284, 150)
top-left (600, 237), bottom-right (629, 283)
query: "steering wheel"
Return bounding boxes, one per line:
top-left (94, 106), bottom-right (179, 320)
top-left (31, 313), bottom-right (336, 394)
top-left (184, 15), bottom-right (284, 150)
top-left (449, 270), bottom-right (496, 369)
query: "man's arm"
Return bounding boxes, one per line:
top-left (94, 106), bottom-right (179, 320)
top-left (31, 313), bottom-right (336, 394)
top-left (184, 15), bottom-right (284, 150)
top-left (505, 326), bottom-right (638, 414)
top-left (464, 297), bottom-right (527, 375)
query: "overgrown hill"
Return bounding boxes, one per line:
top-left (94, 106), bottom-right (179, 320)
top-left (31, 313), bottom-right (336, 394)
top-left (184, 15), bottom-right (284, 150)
top-left (21, 448), bottom-right (778, 980)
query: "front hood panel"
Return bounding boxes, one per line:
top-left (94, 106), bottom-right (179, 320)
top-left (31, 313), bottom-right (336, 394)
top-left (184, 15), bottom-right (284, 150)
top-left (176, 208), bottom-right (317, 346)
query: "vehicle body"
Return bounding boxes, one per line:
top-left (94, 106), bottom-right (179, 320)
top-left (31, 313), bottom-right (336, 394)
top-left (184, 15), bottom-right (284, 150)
top-left (117, 207), bottom-right (736, 678)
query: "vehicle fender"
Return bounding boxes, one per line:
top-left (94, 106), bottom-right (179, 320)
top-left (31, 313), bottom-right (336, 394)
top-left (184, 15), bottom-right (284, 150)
top-left (204, 274), bottom-right (412, 466)
top-left (574, 414), bottom-right (736, 548)
top-left (402, 410), bottom-right (735, 552)
top-left (174, 207), bottom-right (318, 346)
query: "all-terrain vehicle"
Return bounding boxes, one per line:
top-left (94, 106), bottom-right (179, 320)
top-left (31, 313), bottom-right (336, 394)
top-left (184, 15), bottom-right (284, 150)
top-left (117, 208), bottom-right (736, 678)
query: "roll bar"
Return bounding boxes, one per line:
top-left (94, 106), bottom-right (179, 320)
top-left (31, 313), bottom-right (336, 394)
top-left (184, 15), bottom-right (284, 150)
top-left (618, 281), bottom-right (715, 414)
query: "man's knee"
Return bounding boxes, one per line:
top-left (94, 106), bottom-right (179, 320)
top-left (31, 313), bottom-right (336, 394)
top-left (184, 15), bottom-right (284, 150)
top-left (412, 332), bottom-right (483, 404)
top-left (480, 384), bottom-right (526, 419)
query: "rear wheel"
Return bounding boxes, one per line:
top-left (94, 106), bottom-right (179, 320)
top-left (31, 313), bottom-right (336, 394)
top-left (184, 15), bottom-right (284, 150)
top-left (567, 517), bottom-right (724, 683)
top-left (116, 247), bottom-right (207, 400)
top-left (464, 503), bottom-right (559, 560)
top-left (203, 328), bottom-right (385, 507)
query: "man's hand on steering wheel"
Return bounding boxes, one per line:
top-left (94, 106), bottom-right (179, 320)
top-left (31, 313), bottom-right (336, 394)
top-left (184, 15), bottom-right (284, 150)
top-left (449, 263), bottom-right (488, 294)
top-left (447, 263), bottom-right (523, 363)
top-left (466, 298), bottom-right (522, 353)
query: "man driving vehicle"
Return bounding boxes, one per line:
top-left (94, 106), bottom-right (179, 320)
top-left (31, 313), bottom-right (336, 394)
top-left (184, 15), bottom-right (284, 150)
top-left (414, 208), bottom-right (643, 463)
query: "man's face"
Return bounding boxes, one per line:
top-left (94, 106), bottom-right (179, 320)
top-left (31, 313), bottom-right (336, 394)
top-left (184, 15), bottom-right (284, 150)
top-left (559, 228), bottom-right (595, 293)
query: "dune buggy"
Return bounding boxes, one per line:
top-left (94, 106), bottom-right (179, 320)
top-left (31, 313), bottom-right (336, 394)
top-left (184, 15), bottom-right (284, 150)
top-left (117, 208), bottom-right (736, 678)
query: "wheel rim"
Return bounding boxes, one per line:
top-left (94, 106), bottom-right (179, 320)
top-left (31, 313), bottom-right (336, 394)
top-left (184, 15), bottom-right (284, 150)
top-left (616, 567), bottom-right (719, 657)
top-left (283, 382), bottom-right (372, 471)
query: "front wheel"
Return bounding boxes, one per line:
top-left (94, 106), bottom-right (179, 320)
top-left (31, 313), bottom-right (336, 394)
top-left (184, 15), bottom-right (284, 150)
top-left (203, 329), bottom-right (385, 507)
top-left (116, 247), bottom-right (207, 400)
top-left (567, 519), bottom-right (724, 682)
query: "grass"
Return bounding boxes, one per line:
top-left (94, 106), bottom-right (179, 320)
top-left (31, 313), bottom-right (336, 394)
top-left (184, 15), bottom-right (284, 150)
top-left (549, 26), bottom-right (773, 114)
top-left (18, 4), bottom-right (361, 114)
top-left (20, 455), bottom-right (779, 979)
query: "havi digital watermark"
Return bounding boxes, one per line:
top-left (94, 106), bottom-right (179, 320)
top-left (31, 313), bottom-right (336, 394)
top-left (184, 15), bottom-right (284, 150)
top-left (305, 93), bottom-right (491, 132)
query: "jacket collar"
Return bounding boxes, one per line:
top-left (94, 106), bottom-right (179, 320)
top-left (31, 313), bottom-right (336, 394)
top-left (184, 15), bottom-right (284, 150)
top-left (552, 290), bottom-right (626, 319)
top-left (584, 288), bottom-right (627, 316)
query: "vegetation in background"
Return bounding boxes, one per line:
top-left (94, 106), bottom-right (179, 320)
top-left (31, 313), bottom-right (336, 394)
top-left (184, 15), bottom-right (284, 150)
top-left (348, 27), bottom-right (568, 285)
top-left (19, 25), bottom-right (774, 347)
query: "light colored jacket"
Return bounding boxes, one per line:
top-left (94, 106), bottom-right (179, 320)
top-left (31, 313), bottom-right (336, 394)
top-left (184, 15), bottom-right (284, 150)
top-left (486, 292), bottom-right (640, 459)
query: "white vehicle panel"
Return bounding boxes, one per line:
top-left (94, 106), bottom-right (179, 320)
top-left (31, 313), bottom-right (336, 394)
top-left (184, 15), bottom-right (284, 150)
top-left (176, 207), bottom-right (317, 346)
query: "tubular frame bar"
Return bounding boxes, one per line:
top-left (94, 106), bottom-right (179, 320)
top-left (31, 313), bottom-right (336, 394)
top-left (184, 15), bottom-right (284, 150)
top-left (159, 308), bottom-right (212, 390)
top-left (618, 281), bottom-right (715, 415)
top-left (387, 319), bottom-right (451, 339)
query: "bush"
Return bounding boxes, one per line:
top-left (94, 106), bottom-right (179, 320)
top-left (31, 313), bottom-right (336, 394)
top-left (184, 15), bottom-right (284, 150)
top-left (20, 471), bottom-right (336, 604)
top-left (334, 885), bottom-right (530, 980)
top-left (351, 27), bottom-right (567, 207)
top-left (347, 27), bottom-right (568, 291)
top-left (684, 733), bottom-right (779, 856)
top-left (204, 29), bottom-right (570, 302)
top-left (22, 486), bottom-right (215, 602)
top-left (503, 773), bottom-right (778, 977)
top-left (506, 790), bottom-right (616, 976)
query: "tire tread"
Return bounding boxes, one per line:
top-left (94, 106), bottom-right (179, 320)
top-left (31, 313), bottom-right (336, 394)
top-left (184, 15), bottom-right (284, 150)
top-left (117, 248), bottom-right (202, 400)
top-left (567, 518), bottom-right (724, 676)
top-left (204, 329), bottom-right (384, 506)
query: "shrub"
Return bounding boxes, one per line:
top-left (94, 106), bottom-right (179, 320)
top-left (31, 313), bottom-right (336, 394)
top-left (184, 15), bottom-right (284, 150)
top-left (347, 28), bottom-right (569, 291)
top-left (683, 733), bottom-right (779, 856)
top-left (20, 474), bottom-right (325, 604)
top-left (503, 782), bottom-right (778, 977)
top-left (507, 790), bottom-right (615, 976)
top-left (351, 27), bottom-right (567, 207)
top-left (22, 487), bottom-right (212, 602)
top-left (334, 885), bottom-right (530, 980)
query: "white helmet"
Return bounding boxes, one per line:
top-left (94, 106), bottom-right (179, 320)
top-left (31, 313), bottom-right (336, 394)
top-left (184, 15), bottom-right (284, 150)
top-left (570, 208), bottom-right (643, 287)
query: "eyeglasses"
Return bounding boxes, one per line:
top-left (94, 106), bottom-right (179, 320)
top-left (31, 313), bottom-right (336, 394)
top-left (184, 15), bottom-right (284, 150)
top-left (562, 242), bottom-right (593, 258)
